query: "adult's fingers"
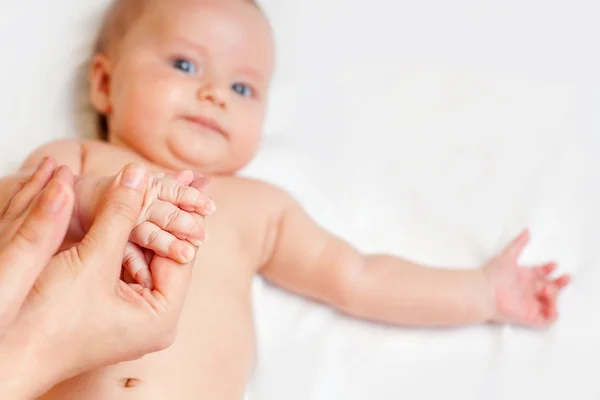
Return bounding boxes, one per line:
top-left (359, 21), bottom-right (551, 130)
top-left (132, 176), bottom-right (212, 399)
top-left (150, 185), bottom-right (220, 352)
top-left (0, 166), bottom-right (74, 327)
top-left (77, 163), bottom-right (148, 275)
top-left (0, 157), bottom-right (57, 218)
top-left (145, 254), bottom-right (195, 316)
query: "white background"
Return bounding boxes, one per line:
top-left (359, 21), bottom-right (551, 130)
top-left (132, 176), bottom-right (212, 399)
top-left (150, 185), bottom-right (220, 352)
top-left (1, 0), bottom-right (599, 399)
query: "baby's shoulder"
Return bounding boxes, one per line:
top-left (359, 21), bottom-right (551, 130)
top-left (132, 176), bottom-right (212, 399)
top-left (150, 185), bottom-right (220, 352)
top-left (80, 140), bottom-right (151, 175)
top-left (23, 138), bottom-right (144, 176)
top-left (22, 138), bottom-right (85, 173)
top-left (213, 176), bottom-right (296, 216)
top-left (211, 176), bottom-right (297, 266)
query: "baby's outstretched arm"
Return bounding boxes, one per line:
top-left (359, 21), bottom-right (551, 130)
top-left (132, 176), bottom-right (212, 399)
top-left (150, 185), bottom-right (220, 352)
top-left (260, 194), bottom-right (570, 328)
top-left (70, 169), bottom-right (214, 287)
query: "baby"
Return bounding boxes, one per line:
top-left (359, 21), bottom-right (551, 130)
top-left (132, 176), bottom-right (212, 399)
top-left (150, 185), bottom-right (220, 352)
top-left (2, 0), bottom-right (571, 398)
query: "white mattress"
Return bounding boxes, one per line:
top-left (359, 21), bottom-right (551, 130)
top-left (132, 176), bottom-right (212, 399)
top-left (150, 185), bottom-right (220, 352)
top-left (1, 1), bottom-right (599, 399)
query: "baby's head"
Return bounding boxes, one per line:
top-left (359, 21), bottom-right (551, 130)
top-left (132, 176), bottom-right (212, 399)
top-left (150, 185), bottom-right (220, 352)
top-left (90, 0), bottom-right (274, 174)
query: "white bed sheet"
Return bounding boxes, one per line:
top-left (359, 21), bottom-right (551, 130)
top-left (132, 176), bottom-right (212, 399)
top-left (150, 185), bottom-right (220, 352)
top-left (1, 1), bottom-right (599, 399)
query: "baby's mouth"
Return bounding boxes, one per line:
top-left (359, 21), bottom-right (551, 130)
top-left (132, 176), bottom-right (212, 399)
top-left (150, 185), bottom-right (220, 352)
top-left (183, 115), bottom-right (229, 139)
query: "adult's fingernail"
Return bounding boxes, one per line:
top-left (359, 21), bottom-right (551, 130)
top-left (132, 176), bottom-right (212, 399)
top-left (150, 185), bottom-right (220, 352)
top-left (37, 156), bottom-right (48, 170)
top-left (43, 182), bottom-right (67, 214)
top-left (121, 164), bottom-right (146, 189)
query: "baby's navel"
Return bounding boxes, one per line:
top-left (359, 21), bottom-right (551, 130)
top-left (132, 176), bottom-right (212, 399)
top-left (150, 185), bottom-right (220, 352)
top-left (120, 377), bottom-right (143, 388)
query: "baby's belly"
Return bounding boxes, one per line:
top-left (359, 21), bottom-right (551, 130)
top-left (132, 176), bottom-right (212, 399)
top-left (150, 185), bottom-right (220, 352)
top-left (39, 259), bottom-right (257, 400)
top-left (39, 347), bottom-right (249, 400)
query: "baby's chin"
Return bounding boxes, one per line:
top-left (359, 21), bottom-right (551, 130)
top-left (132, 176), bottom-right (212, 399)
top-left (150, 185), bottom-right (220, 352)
top-left (162, 130), bottom-right (249, 175)
top-left (111, 126), bottom-right (256, 175)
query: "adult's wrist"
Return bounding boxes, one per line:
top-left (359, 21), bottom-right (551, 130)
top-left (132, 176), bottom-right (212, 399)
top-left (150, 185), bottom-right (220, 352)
top-left (0, 325), bottom-right (65, 399)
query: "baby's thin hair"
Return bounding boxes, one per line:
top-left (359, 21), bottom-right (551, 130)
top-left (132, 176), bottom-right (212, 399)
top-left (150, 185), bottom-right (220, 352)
top-left (95, 0), bottom-right (149, 55)
top-left (95, 0), bottom-right (260, 55)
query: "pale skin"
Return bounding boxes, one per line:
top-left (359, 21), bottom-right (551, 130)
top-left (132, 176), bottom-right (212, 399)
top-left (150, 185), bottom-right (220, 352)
top-left (0, 158), bottom-right (215, 290)
top-left (0, 162), bottom-right (207, 398)
top-left (0, 0), bottom-right (570, 399)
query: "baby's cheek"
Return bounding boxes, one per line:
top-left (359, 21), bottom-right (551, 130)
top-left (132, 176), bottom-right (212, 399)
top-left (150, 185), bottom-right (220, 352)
top-left (116, 80), bottom-right (175, 142)
top-left (135, 78), bottom-right (177, 117)
top-left (233, 111), bottom-right (263, 152)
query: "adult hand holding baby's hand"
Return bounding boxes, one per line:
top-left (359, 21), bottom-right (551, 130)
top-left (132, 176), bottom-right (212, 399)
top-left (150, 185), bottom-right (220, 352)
top-left (483, 229), bottom-right (571, 328)
top-left (2, 163), bottom-right (199, 399)
top-left (71, 169), bottom-right (214, 290)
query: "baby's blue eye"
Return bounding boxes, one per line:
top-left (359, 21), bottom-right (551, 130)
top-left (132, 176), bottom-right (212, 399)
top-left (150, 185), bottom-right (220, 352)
top-left (231, 82), bottom-right (254, 98)
top-left (172, 59), bottom-right (196, 74)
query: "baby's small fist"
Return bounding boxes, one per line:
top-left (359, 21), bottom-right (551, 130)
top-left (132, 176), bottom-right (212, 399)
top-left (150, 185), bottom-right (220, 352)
top-left (129, 171), bottom-right (214, 264)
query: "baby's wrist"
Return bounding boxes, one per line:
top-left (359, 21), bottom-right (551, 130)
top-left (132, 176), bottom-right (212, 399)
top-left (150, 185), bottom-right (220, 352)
top-left (74, 174), bottom-right (113, 231)
top-left (479, 266), bottom-right (501, 323)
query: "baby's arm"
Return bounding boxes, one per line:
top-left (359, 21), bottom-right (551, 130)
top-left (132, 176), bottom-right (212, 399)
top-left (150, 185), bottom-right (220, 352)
top-left (260, 192), bottom-right (569, 328)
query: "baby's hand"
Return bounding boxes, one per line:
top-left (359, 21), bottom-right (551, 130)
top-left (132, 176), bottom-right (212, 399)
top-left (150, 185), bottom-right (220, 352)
top-left (123, 171), bottom-right (214, 288)
top-left (484, 229), bottom-right (571, 328)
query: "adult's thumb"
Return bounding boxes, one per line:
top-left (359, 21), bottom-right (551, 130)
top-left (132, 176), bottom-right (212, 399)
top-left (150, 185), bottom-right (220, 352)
top-left (77, 164), bottom-right (149, 273)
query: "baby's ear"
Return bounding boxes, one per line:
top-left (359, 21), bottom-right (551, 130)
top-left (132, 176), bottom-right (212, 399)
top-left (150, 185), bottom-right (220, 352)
top-left (89, 54), bottom-right (113, 115)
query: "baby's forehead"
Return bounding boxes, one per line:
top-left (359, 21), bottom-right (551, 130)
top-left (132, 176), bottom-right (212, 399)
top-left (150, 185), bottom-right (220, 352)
top-left (147, 0), bottom-right (268, 37)
top-left (142, 0), bottom-right (274, 74)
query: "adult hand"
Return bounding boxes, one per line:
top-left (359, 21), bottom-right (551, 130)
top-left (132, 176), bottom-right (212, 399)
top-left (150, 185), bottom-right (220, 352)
top-left (0, 157), bottom-right (72, 330)
top-left (0, 162), bottom-right (198, 399)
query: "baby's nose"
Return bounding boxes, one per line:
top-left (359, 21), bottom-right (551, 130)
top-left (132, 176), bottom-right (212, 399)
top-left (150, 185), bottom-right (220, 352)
top-left (197, 85), bottom-right (227, 110)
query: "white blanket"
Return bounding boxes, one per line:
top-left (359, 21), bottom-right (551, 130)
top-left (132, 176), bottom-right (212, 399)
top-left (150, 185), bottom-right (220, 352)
top-left (1, 0), bottom-right (598, 399)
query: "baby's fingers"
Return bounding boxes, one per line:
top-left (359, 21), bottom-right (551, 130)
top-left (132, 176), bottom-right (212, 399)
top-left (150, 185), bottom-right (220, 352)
top-left (532, 262), bottom-right (557, 278)
top-left (190, 175), bottom-right (214, 195)
top-left (123, 242), bottom-right (153, 289)
top-left (504, 229), bottom-right (530, 261)
top-left (537, 290), bottom-right (558, 325)
top-left (131, 221), bottom-right (197, 264)
top-left (553, 274), bottom-right (571, 289)
top-left (167, 170), bottom-right (195, 186)
top-left (535, 276), bottom-right (570, 326)
top-left (156, 178), bottom-right (215, 216)
top-left (146, 200), bottom-right (206, 245)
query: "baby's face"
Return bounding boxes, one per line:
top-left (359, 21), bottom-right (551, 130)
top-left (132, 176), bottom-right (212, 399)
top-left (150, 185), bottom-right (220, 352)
top-left (93, 0), bottom-right (274, 174)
